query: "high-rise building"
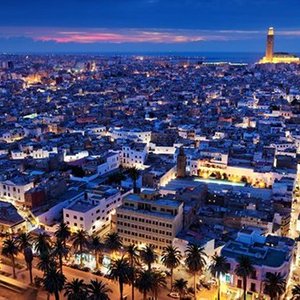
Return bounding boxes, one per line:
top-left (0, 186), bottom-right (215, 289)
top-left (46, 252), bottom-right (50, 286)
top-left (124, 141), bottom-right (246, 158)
top-left (265, 27), bottom-right (274, 62)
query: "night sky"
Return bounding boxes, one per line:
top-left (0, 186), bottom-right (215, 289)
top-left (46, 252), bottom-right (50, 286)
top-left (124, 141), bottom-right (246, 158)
top-left (0, 0), bottom-right (300, 53)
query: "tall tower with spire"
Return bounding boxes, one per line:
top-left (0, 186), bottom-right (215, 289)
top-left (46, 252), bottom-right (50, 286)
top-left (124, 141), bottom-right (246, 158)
top-left (265, 27), bottom-right (274, 62)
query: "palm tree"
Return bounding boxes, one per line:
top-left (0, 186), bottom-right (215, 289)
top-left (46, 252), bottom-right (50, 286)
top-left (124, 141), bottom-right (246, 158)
top-left (126, 244), bottom-right (140, 300)
top-left (34, 232), bottom-right (51, 256)
top-left (151, 271), bottom-right (167, 300)
top-left (264, 272), bottom-right (286, 300)
top-left (16, 232), bottom-right (34, 282)
top-left (127, 167), bottom-right (140, 193)
top-left (53, 239), bottom-right (69, 274)
top-left (104, 232), bottom-right (122, 254)
top-left (209, 254), bottom-right (230, 300)
top-left (2, 237), bottom-right (19, 278)
top-left (42, 265), bottom-right (66, 300)
top-left (161, 245), bottom-right (182, 290)
top-left (184, 244), bottom-right (207, 299)
top-left (140, 245), bottom-right (157, 270)
top-left (87, 279), bottom-right (112, 300)
top-left (108, 256), bottom-right (131, 300)
top-left (38, 253), bottom-right (56, 274)
top-left (70, 229), bottom-right (89, 266)
top-left (173, 278), bottom-right (188, 300)
top-left (292, 284), bottom-right (300, 300)
top-left (24, 246), bottom-right (34, 284)
top-left (135, 269), bottom-right (154, 300)
top-left (234, 256), bottom-right (255, 300)
top-left (64, 278), bottom-right (88, 300)
top-left (55, 221), bottom-right (71, 247)
top-left (17, 232), bottom-right (32, 255)
top-left (90, 235), bottom-right (103, 270)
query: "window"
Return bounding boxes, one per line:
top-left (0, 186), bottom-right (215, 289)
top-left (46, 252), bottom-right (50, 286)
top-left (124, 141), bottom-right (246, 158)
top-left (80, 217), bottom-right (83, 221)
top-left (237, 280), bottom-right (242, 289)
top-left (66, 214), bottom-right (69, 218)
top-left (74, 216), bottom-right (77, 219)
top-left (250, 283), bottom-right (256, 292)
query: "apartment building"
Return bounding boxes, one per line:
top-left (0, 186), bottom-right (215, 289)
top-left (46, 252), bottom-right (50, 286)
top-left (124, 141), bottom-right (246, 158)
top-left (121, 142), bottom-right (148, 169)
top-left (221, 228), bottom-right (294, 298)
top-left (63, 185), bottom-right (129, 234)
top-left (116, 189), bottom-right (183, 251)
top-left (0, 176), bottom-right (34, 204)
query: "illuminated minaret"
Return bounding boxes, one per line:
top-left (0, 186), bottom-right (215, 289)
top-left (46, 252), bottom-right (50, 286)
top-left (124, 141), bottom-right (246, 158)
top-left (265, 27), bottom-right (274, 62)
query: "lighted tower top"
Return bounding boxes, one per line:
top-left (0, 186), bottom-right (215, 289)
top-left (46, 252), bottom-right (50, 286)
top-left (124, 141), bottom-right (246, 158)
top-left (268, 27), bottom-right (274, 36)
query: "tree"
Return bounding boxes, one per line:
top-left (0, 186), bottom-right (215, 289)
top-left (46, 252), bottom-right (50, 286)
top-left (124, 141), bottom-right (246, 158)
top-left (108, 256), bottom-right (131, 300)
top-left (292, 284), bottom-right (300, 300)
top-left (127, 167), bottom-right (140, 193)
top-left (173, 278), bottom-right (188, 300)
top-left (64, 278), bottom-right (88, 300)
top-left (234, 256), bottom-right (255, 300)
top-left (42, 265), bottom-right (66, 300)
top-left (126, 244), bottom-right (140, 300)
top-left (24, 246), bottom-right (34, 284)
top-left (53, 239), bottom-right (69, 274)
top-left (161, 245), bottom-right (182, 290)
top-left (140, 245), bottom-right (157, 270)
top-left (135, 269), bottom-right (154, 300)
top-left (2, 237), bottom-right (19, 278)
top-left (38, 253), bottom-right (56, 274)
top-left (107, 172), bottom-right (125, 185)
top-left (70, 229), bottom-right (89, 266)
top-left (151, 271), bottom-right (167, 300)
top-left (184, 244), bottom-right (207, 299)
top-left (87, 279), bottom-right (112, 300)
top-left (104, 232), bottom-right (122, 254)
top-left (55, 221), bottom-right (71, 247)
top-left (34, 232), bottom-right (51, 256)
top-left (209, 255), bottom-right (230, 300)
top-left (90, 235), bottom-right (103, 271)
top-left (16, 232), bottom-right (33, 283)
top-left (264, 272), bottom-right (286, 300)
top-left (17, 232), bottom-right (32, 254)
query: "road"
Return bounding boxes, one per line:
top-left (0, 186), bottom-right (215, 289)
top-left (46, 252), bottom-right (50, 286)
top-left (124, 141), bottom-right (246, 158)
top-left (0, 254), bottom-right (217, 300)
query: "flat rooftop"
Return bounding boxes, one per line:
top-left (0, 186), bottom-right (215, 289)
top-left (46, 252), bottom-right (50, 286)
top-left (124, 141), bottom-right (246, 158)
top-left (66, 200), bottom-right (96, 213)
top-left (221, 240), bottom-right (290, 268)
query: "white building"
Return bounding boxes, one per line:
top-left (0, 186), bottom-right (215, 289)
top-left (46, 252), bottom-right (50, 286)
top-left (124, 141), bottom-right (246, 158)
top-left (0, 177), bottom-right (34, 203)
top-left (221, 228), bottom-right (294, 298)
top-left (121, 142), bottom-right (148, 169)
top-left (63, 186), bottom-right (128, 235)
top-left (11, 146), bottom-right (58, 160)
top-left (111, 128), bottom-right (151, 144)
top-left (63, 150), bottom-right (89, 162)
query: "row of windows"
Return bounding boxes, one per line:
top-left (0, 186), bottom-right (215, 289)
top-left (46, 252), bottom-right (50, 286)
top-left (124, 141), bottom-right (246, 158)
top-left (2, 192), bottom-right (21, 200)
top-left (118, 229), bottom-right (172, 244)
top-left (117, 214), bottom-right (172, 227)
top-left (117, 222), bottom-right (172, 235)
top-left (2, 185), bottom-right (21, 193)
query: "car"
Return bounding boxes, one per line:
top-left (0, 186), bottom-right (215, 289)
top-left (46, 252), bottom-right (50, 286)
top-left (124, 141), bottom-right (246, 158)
top-left (168, 292), bottom-right (180, 299)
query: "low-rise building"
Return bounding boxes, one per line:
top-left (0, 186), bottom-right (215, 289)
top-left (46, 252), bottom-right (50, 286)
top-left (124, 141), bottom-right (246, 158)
top-left (221, 228), bottom-right (295, 298)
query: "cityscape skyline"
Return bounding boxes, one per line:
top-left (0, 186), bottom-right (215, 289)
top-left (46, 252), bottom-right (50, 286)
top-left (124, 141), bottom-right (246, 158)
top-left (1, 0), bottom-right (300, 53)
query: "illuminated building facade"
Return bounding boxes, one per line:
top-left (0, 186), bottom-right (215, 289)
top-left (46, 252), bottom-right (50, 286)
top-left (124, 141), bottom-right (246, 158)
top-left (259, 27), bottom-right (300, 64)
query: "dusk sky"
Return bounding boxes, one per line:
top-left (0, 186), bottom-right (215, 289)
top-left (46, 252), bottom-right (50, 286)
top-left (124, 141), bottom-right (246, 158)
top-left (1, 0), bottom-right (300, 53)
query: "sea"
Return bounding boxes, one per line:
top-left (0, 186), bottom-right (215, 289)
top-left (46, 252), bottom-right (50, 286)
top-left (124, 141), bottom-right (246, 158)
top-left (4, 51), bottom-right (300, 64)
